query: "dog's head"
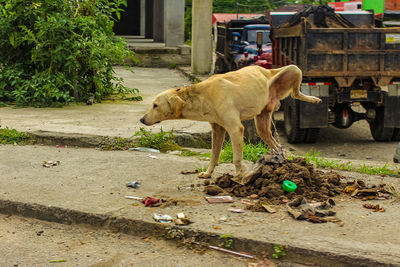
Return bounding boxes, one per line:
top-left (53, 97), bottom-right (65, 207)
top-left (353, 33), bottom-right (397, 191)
top-left (140, 88), bottom-right (185, 126)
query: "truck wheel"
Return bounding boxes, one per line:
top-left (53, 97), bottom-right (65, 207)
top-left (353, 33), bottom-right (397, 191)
top-left (284, 98), bottom-right (306, 143)
top-left (304, 128), bottom-right (320, 143)
top-left (369, 108), bottom-right (394, 142)
top-left (392, 129), bottom-right (400, 141)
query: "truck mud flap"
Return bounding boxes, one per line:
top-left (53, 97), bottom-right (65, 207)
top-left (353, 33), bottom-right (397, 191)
top-left (384, 96), bottom-right (400, 128)
top-left (299, 97), bottom-right (329, 128)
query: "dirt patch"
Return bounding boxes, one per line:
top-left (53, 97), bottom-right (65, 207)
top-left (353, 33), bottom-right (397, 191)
top-left (213, 155), bottom-right (345, 204)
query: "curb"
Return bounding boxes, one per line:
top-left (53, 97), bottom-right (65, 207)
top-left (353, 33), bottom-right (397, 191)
top-left (0, 199), bottom-right (395, 267)
top-left (28, 130), bottom-right (211, 149)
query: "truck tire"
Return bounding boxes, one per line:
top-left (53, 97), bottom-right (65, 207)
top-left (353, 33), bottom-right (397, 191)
top-left (304, 128), bottom-right (320, 143)
top-left (284, 98), bottom-right (306, 143)
top-left (392, 129), bottom-right (400, 141)
top-left (369, 107), bottom-right (394, 142)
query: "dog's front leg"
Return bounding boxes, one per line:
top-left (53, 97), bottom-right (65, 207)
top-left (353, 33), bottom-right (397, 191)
top-left (198, 123), bottom-right (226, 178)
top-left (227, 123), bottom-right (246, 177)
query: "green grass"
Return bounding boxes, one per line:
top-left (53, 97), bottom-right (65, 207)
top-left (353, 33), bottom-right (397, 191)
top-left (304, 150), bottom-right (399, 176)
top-left (133, 128), bottom-right (181, 152)
top-left (0, 127), bottom-right (32, 145)
top-left (219, 141), bottom-right (270, 163)
top-left (195, 166), bottom-right (207, 173)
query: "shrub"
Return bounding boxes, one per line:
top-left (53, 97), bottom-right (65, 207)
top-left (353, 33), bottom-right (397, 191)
top-left (0, 0), bottom-right (140, 107)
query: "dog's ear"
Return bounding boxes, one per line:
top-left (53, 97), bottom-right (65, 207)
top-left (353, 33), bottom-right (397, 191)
top-left (168, 95), bottom-right (185, 118)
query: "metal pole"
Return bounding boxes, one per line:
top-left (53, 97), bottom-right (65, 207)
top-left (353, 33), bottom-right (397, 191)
top-left (236, 0), bottom-right (239, 19)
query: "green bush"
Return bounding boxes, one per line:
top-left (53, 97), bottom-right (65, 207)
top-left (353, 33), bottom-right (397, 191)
top-left (134, 128), bottom-right (181, 152)
top-left (0, 127), bottom-right (32, 145)
top-left (0, 0), bottom-right (140, 107)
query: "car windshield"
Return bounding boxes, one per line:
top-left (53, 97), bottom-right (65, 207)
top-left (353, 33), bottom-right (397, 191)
top-left (247, 30), bottom-right (270, 44)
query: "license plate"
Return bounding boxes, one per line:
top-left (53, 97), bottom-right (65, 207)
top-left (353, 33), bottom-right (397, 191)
top-left (350, 90), bottom-right (367, 99)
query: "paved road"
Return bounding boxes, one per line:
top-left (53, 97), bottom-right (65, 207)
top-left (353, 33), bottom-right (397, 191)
top-left (0, 214), bottom-right (249, 267)
top-left (274, 112), bottom-right (399, 163)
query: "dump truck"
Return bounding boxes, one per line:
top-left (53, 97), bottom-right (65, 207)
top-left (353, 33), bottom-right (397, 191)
top-left (215, 16), bottom-right (273, 73)
top-left (270, 7), bottom-right (400, 143)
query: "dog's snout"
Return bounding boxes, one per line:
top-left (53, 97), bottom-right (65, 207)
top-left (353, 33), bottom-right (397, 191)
top-left (140, 117), bottom-right (145, 124)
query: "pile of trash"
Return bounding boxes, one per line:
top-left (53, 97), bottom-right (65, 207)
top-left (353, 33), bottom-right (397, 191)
top-left (280, 5), bottom-right (356, 28)
top-left (209, 152), bottom-right (345, 205)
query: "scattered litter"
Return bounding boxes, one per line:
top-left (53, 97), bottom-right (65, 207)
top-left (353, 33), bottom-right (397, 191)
top-left (286, 197), bottom-right (343, 226)
top-left (129, 147), bottom-right (160, 153)
top-left (124, 196), bottom-right (161, 207)
top-left (193, 241), bottom-right (254, 259)
top-left (218, 216), bottom-right (228, 222)
top-left (245, 201), bottom-right (277, 213)
top-left (241, 199), bottom-right (256, 206)
top-left (363, 204), bottom-right (386, 212)
top-left (55, 145), bottom-right (66, 148)
top-left (249, 194), bottom-right (259, 199)
top-left (175, 212), bottom-right (191, 225)
top-left (42, 160), bottom-right (60, 168)
top-left (49, 259), bottom-right (66, 263)
top-left (213, 225), bottom-right (222, 230)
top-left (205, 195), bottom-right (234, 204)
top-left (228, 208), bottom-right (244, 213)
top-left (125, 196), bottom-right (143, 201)
top-left (153, 213), bottom-right (173, 223)
top-left (148, 154), bottom-right (158, 159)
top-left (260, 202), bottom-right (277, 213)
top-left (180, 169), bottom-right (199, 175)
top-left (345, 179), bottom-right (391, 200)
top-left (126, 181), bottom-right (141, 189)
top-left (142, 196), bottom-right (160, 207)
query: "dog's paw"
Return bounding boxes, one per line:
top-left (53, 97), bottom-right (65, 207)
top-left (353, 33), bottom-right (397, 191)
top-left (198, 171), bottom-right (212, 179)
top-left (311, 96), bottom-right (322, 104)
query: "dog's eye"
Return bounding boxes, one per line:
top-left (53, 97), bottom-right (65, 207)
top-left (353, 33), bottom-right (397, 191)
top-left (153, 104), bottom-right (158, 108)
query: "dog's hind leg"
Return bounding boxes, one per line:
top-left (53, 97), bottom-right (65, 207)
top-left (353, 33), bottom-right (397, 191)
top-left (290, 73), bottom-right (322, 104)
top-left (199, 123), bottom-right (226, 178)
top-left (255, 108), bottom-right (281, 151)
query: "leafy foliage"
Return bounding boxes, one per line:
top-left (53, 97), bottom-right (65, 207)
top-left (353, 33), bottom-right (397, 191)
top-left (0, 127), bottom-right (32, 145)
top-left (0, 0), bottom-right (140, 107)
top-left (219, 234), bottom-right (234, 249)
top-left (133, 127), bottom-right (181, 152)
top-left (272, 244), bottom-right (286, 259)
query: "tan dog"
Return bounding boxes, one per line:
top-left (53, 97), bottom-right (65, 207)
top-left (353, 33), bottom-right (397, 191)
top-left (140, 65), bottom-right (321, 178)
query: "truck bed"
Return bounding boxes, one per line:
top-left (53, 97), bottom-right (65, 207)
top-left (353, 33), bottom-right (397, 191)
top-left (272, 22), bottom-right (400, 83)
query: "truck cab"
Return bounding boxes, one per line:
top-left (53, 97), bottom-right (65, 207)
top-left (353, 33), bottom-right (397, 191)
top-left (215, 17), bottom-right (273, 73)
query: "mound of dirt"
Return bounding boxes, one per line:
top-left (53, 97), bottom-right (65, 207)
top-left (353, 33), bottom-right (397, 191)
top-left (214, 154), bottom-right (345, 204)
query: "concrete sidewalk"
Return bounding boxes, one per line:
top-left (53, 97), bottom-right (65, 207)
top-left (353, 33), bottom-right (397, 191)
top-left (1, 67), bottom-right (400, 265)
top-left (0, 67), bottom-right (211, 140)
top-left (1, 144), bottom-right (400, 266)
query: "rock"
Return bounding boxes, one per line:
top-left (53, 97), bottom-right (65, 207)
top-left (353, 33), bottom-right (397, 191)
top-left (204, 185), bottom-right (224, 196)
